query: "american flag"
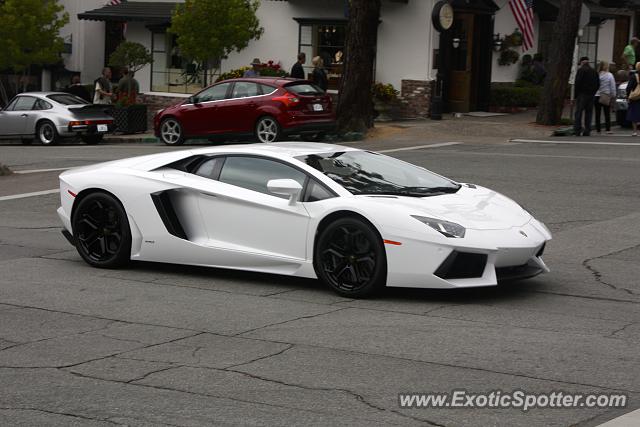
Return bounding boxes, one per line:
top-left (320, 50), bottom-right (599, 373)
top-left (509, 0), bottom-right (535, 51)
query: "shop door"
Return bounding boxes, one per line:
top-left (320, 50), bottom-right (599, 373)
top-left (449, 13), bottom-right (474, 113)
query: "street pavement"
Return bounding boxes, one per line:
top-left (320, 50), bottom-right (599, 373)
top-left (1, 119), bottom-right (639, 426)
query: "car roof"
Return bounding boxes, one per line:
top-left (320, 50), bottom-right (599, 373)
top-left (13, 92), bottom-right (68, 97)
top-left (190, 142), bottom-right (360, 158)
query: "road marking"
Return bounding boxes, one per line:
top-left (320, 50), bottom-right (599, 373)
top-left (597, 408), bottom-right (640, 426)
top-left (512, 138), bottom-right (640, 146)
top-left (377, 142), bottom-right (462, 153)
top-left (0, 189), bottom-right (59, 201)
top-left (14, 167), bottom-right (74, 174)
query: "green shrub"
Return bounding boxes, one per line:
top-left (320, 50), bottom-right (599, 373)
top-left (490, 84), bottom-right (541, 108)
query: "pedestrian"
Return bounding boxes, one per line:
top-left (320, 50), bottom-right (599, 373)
top-left (594, 60), bottom-right (616, 134)
top-left (626, 63), bottom-right (640, 136)
top-left (93, 67), bottom-right (114, 105)
top-left (573, 57), bottom-right (599, 137)
top-left (117, 67), bottom-right (140, 102)
top-left (311, 56), bottom-right (328, 92)
top-left (243, 58), bottom-right (262, 78)
top-left (622, 38), bottom-right (639, 70)
top-left (65, 75), bottom-right (91, 102)
top-left (290, 52), bottom-right (306, 80)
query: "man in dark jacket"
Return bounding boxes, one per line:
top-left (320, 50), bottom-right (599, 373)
top-left (65, 75), bottom-right (91, 102)
top-left (290, 52), bottom-right (306, 79)
top-left (573, 56), bottom-right (600, 136)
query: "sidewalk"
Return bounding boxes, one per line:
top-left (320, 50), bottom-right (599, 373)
top-left (102, 110), bottom-right (559, 147)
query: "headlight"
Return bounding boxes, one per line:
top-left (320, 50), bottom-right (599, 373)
top-left (411, 215), bottom-right (466, 238)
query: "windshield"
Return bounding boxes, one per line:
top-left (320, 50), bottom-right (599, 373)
top-left (296, 151), bottom-right (460, 196)
top-left (47, 94), bottom-right (88, 105)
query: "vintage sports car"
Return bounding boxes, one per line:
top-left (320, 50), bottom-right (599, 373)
top-left (57, 142), bottom-right (551, 297)
top-left (0, 92), bottom-right (115, 145)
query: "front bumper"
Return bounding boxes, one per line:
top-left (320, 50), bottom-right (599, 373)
top-left (384, 218), bottom-right (551, 289)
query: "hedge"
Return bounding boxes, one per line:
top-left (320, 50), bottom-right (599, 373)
top-left (490, 84), bottom-right (542, 108)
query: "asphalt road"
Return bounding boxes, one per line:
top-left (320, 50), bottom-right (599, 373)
top-left (1, 136), bottom-right (639, 426)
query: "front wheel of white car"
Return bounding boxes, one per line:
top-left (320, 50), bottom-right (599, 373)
top-left (255, 116), bottom-right (281, 143)
top-left (160, 118), bottom-right (184, 145)
top-left (36, 121), bottom-right (59, 145)
top-left (315, 217), bottom-right (387, 298)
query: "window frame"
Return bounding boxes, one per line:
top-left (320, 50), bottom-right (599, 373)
top-left (187, 154), bottom-right (338, 202)
top-left (190, 82), bottom-right (234, 104)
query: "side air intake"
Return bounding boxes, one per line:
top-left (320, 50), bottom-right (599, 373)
top-left (151, 191), bottom-right (188, 240)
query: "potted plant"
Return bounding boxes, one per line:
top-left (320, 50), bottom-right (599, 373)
top-left (372, 82), bottom-right (399, 121)
top-left (108, 41), bottom-right (153, 134)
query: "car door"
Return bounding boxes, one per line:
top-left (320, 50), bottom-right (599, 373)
top-left (220, 81), bottom-right (263, 133)
top-left (0, 96), bottom-right (36, 135)
top-left (194, 155), bottom-right (311, 260)
top-left (180, 82), bottom-right (232, 136)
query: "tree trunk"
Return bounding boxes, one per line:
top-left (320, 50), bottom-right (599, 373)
top-left (336, 0), bottom-right (381, 133)
top-left (536, 0), bottom-right (583, 125)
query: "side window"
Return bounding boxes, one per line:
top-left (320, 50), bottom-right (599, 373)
top-left (195, 83), bottom-right (231, 103)
top-left (305, 180), bottom-right (335, 202)
top-left (231, 82), bottom-right (260, 99)
top-left (260, 84), bottom-right (277, 95)
top-left (194, 157), bottom-right (224, 179)
top-left (218, 156), bottom-right (307, 199)
top-left (11, 96), bottom-right (37, 111)
top-left (4, 98), bottom-right (19, 111)
top-left (33, 99), bottom-right (53, 110)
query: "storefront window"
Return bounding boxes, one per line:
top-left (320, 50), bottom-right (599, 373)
top-left (151, 31), bottom-right (218, 94)
top-left (297, 21), bottom-right (347, 90)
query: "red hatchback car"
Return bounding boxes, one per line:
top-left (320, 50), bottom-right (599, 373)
top-left (154, 78), bottom-right (336, 145)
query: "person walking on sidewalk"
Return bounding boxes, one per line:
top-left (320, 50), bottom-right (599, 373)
top-left (594, 60), bottom-right (616, 134)
top-left (93, 68), bottom-right (114, 105)
top-left (573, 57), bottom-right (599, 137)
top-left (626, 63), bottom-right (640, 136)
top-left (290, 52), bottom-right (306, 80)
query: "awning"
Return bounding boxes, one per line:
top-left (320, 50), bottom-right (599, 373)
top-left (536, 0), bottom-right (632, 22)
top-left (78, 2), bottom-right (178, 24)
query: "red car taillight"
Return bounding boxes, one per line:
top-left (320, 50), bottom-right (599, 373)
top-left (273, 92), bottom-right (300, 108)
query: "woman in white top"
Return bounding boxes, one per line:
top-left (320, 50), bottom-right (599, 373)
top-left (594, 60), bottom-right (617, 134)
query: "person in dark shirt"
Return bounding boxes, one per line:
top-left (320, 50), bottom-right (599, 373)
top-left (573, 56), bottom-right (600, 136)
top-left (311, 56), bottom-right (328, 92)
top-left (65, 75), bottom-right (91, 103)
top-left (290, 52), bottom-right (306, 80)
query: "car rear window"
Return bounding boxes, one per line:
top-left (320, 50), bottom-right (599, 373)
top-left (47, 94), bottom-right (88, 105)
top-left (285, 83), bottom-right (324, 96)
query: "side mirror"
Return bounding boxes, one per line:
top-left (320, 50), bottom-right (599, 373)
top-left (267, 179), bottom-right (303, 205)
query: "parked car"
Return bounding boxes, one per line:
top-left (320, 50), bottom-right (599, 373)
top-left (154, 78), bottom-right (336, 145)
top-left (0, 92), bottom-right (115, 145)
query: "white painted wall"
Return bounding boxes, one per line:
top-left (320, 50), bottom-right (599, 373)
top-left (125, 22), bottom-right (154, 93)
top-left (58, 0), bottom-right (106, 84)
top-left (597, 19), bottom-right (616, 64)
top-left (491, 0), bottom-right (540, 83)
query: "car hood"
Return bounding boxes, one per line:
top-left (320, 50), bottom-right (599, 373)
top-left (357, 185), bottom-right (532, 230)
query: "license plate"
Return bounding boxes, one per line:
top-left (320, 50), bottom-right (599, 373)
top-left (97, 124), bottom-right (108, 132)
top-left (313, 104), bottom-right (323, 111)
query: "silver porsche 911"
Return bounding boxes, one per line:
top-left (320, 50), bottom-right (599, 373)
top-left (0, 92), bottom-right (115, 145)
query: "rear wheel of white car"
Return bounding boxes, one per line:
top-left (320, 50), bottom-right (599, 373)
top-left (255, 116), bottom-right (281, 143)
top-left (36, 120), bottom-right (59, 145)
top-left (160, 118), bottom-right (184, 145)
top-left (72, 192), bottom-right (131, 268)
top-left (315, 217), bottom-right (386, 298)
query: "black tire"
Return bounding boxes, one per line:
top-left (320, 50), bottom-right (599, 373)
top-left (159, 118), bottom-right (185, 145)
top-left (72, 192), bottom-right (131, 268)
top-left (255, 116), bottom-right (281, 143)
top-left (315, 217), bottom-right (386, 298)
top-left (36, 120), bottom-right (59, 145)
top-left (81, 134), bottom-right (104, 145)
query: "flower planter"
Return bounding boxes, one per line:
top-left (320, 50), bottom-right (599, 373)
top-left (374, 99), bottom-right (393, 122)
top-left (111, 105), bottom-right (148, 134)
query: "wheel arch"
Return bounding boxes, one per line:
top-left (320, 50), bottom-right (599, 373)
top-left (71, 187), bottom-right (124, 224)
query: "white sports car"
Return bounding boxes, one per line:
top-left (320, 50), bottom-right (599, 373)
top-left (57, 142), bottom-right (551, 297)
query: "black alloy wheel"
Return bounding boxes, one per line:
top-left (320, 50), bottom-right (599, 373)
top-left (315, 217), bottom-right (386, 298)
top-left (72, 192), bottom-right (131, 268)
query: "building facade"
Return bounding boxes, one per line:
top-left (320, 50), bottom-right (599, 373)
top-left (55, 0), bottom-right (638, 117)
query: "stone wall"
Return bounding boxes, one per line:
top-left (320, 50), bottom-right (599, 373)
top-left (397, 79), bottom-right (433, 119)
top-left (139, 94), bottom-right (189, 131)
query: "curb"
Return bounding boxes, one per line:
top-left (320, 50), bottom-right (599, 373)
top-left (103, 135), bottom-right (159, 144)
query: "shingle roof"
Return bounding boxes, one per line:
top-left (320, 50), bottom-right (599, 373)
top-left (78, 2), bottom-right (179, 24)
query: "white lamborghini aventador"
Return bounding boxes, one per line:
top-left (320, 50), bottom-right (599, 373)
top-left (57, 142), bottom-right (551, 297)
